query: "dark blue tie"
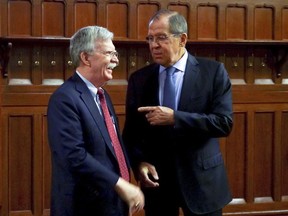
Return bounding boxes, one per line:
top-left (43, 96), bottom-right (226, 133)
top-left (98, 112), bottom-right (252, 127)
top-left (163, 67), bottom-right (176, 109)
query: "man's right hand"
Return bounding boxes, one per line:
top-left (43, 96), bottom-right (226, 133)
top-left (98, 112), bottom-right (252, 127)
top-left (115, 177), bottom-right (145, 215)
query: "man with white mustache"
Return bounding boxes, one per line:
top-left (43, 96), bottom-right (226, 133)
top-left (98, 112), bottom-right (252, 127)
top-left (47, 26), bottom-right (144, 216)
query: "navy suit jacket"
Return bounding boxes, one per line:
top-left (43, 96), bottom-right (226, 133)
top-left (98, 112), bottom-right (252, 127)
top-left (123, 54), bottom-right (233, 214)
top-left (47, 73), bottom-right (130, 216)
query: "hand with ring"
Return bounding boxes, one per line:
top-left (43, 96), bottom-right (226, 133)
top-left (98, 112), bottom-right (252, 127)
top-left (114, 177), bottom-right (145, 215)
top-left (135, 201), bottom-right (140, 207)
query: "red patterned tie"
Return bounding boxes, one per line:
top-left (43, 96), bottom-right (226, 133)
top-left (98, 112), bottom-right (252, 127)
top-left (97, 89), bottom-right (130, 181)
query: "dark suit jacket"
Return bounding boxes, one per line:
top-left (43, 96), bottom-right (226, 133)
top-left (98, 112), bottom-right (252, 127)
top-left (123, 54), bottom-right (233, 214)
top-left (47, 73), bottom-right (129, 216)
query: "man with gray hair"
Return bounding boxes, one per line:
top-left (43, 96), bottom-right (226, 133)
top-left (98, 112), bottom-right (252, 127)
top-left (47, 26), bottom-right (144, 216)
top-left (123, 9), bottom-right (233, 216)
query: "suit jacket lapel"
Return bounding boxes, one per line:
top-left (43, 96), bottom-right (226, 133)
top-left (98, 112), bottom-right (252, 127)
top-left (72, 73), bottom-right (116, 156)
top-left (178, 54), bottom-right (200, 110)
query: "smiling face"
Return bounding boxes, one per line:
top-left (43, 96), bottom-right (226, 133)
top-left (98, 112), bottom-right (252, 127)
top-left (79, 39), bottom-right (119, 87)
top-left (147, 15), bottom-right (187, 67)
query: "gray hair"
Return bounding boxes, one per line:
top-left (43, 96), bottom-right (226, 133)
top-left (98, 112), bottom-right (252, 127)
top-left (69, 26), bottom-right (114, 67)
top-left (149, 9), bottom-right (187, 35)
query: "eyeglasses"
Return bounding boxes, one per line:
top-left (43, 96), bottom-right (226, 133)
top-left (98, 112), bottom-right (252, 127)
top-left (145, 34), bottom-right (180, 44)
top-left (96, 50), bottom-right (119, 58)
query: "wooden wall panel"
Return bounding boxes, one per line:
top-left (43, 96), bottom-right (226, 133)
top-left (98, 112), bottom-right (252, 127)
top-left (2, 108), bottom-right (49, 216)
top-left (226, 6), bottom-right (246, 39)
top-left (134, 46), bottom-right (151, 71)
top-left (254, 112), bottom-right (273, 200)
top-left (0, 0), bottom-right (287, 40)
top-left (32, 46), bottom-right (44, 85)
top-left (9, 116), bottom-right (33, 212)
top-left (7, 43), bottom-right (71, 86)
top-left (1, 1), bottom-right (288, 216)
top-left (42, 1), bottom-right (65, 36)
top-left (281, 112), bottom-right (288, 200)
top-left (107, 3), bottom-right (128, 38)
top-left (197, 4), bottom-right (218, 39)
top-left (225, 112), bottom-right (247, 201)
top-left (42, 46), bottom-right (66, 85)
top-left (187, 45), bottom-right (217, 61)
top-left (8, 1), bottom-right (32, 36)
top-left (282, 8), bottom-right (288, 40)
top-left (253, 48), bottom-right (273, 84)
top-left (126, 45), bottom-right (151, 78)
top-left (282, 60), bottom-right (288, 84)
top-left (224, 104), bottom-right (288, 214)
top-left (254, 7), bottom-right (274, 40)
top-left (223, 47), bottom-right (246, 84)
top-left (43, 115), bottom-right (51, 215)
top-left (225, 108), bottom-right (288, 205)
top-left (137, 3), bottom-right (159, 39)
top-left (74, 2), bottom-right (97, 31)
top-left (8, 45), bottom-right (33, 85)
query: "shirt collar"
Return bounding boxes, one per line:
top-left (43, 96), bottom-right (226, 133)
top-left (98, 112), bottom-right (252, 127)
top-left (76, 71), bottom-right (99, 96)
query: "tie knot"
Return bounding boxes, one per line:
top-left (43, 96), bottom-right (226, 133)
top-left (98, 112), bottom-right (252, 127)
top-left (166, 67), bottom-right (175, 76)
top-left (97, 88), bottom-right (104, 97)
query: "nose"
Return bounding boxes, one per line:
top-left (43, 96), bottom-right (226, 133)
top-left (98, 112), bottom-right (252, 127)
top-left (112, 55), bottom-right (119, 65)
top-left (150, 40), bottom-right (160, 48)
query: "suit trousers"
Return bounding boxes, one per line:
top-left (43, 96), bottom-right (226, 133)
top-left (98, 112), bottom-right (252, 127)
top-left (142, 161), bottom-right (223, 216)
top-left (143, 183), bottom-right (222, 216)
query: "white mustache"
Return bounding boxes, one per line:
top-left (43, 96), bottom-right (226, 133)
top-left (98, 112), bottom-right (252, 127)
top-left (108, 63), bottom-right (118, 70)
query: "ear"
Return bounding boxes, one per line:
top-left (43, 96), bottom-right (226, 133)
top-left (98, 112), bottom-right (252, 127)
top-left (179, 33), bottom-right (187, 47)
top-left (80, 52), bottom-right (91, 66)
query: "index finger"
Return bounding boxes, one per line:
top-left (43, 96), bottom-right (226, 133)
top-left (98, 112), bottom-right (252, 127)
top-left (138, 106), bottom-right (157, 112)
